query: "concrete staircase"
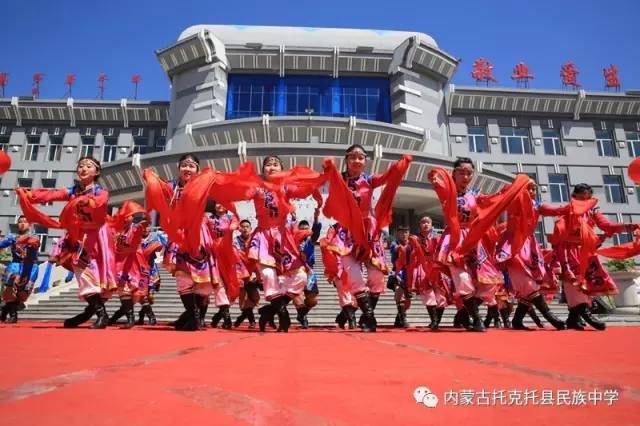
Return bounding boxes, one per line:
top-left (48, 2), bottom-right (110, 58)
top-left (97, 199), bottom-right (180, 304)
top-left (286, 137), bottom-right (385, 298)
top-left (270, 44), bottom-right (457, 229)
top-left (19, 248), bottom-right (640, 327)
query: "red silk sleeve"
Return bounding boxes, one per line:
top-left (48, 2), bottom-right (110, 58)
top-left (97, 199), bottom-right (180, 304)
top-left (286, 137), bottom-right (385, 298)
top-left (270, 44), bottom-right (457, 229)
top-left (374, 155), bottom-right (412, 231)
top-left (322, 158), bottom-right (368, 251)
top-left (538, 203), bottom-right (570, 217)
top-left (456, 174), bottom-right (531, 256)
top-left (427, 167), bottom-right (460, 250)
top-left (28, 188), bottom-right (70, 204)
top-left (592, 209), bottom-right (626, 235)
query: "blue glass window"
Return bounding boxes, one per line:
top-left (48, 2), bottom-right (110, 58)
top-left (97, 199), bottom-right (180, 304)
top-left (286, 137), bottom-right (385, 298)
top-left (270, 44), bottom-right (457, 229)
top-left (226, 74), bottom-right (391, 122)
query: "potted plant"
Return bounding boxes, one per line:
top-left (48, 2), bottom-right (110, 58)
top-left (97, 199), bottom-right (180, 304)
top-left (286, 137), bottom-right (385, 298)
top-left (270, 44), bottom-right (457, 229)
top-left (605, 259), bottom-right (640, 307)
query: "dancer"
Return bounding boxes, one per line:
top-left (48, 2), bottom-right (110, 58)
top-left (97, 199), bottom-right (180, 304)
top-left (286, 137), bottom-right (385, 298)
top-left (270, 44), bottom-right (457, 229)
top-left (322, 145), bottom-right (412, 332)
top-left (144, 154), bottom-right (218, 331)
top-left (17, 157), bottom-right (116, 328)
top-left (550, 183), bottom-right (638, 330)
top-left (293, 217), bottom-right (322, 329)
top-left (389, 226), bottom-right (412, 328)
top-left (0, 216), bottom-right (39, 323)
top-left (233, 219), bottom-right (260, 328)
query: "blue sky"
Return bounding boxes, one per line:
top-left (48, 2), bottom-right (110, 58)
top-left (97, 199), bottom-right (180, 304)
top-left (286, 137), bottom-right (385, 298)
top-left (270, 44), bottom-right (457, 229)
top-left (2, 0), bottom-right (639, 100)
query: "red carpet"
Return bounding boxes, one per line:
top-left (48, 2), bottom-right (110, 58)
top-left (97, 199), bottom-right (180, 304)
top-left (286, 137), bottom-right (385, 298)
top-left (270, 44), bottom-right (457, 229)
top-left (1, 322), bottom-right (639, 425)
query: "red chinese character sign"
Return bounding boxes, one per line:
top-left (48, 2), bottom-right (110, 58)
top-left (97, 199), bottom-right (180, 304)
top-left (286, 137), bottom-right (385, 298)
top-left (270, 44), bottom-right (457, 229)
top-left (511, 62), bottom-right (534, 88)
top-left (0, 72), bottom-right (7, 97)
top-left (603, 64), bottom-right (621, 92)
top-left (471, 58), bottom-right (497, 86)
top-left (560, 62), bottom-right (581, 90)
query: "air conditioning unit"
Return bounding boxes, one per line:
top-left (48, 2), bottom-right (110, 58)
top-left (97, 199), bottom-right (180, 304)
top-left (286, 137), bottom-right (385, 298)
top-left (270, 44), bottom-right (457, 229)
top-left (455, 136), bottom-right (463, 144)
top-left (540, 186), bottom-right (548, 193)
top-left (576, 140), bottom-right (584, 147)
top-left (490, 137), bottom-right (499, 144)
top-left (534, 138), bottom-right (541, 146)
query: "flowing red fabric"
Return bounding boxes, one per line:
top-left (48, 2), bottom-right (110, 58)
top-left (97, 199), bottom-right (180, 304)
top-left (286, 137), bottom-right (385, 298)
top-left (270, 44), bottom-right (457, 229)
top-left (107, 201), bottom-right (148, 234)
top-left (598, 230), bottom-right (640, 259)
top-left (212, 233), bottom-right (240, 301)
top-left (16, 187), bottom-right (87, 243)
top-left (503, 179), bottom-right (536, 257)
top-left (16, 187), bottom-right (62, 229)
top-left (322, 158), bottom-right (368, 251)
top-left (142, 168), bottom-right (183, 246)
top-left (374, 155), bottom-right (412, 231)
top-left (455, 174), bottom-right (531, 256)
top-left (548, 198), bottom-right (600, 280)
top-left (427, 168), bottom-right (460, 251)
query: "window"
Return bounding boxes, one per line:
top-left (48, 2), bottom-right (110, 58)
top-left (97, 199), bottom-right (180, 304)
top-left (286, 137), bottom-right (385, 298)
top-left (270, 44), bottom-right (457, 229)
top-left (596, 130), bottom-right (617, 157)
top-left (534, 222), bottom-right (545, 246)
top-left (41, 175), bottom-right (57, 206)
top-left (548, 174), bottom-right (569, 203)
top-left (132, 133), bottom-right (149, 155)
top-left (627, 131), bottom-right (640, 157)
top-left (80, 136), bottom-right (95, 158)
top-left (226, 74), bottom-right (391, 122)
top-left (0, 136), bottom-right (8, 152)
top-left (33, 225), bottom-right (48, 253)
top-left (15, 174), bottom-right (33, 206)
top-left (153, 136), bottom-right (166, 153)
top-left (468, 126), bottom-right (489, 153)
top-left (500, 127), bottom-right (532, 154)
top-left (542, 129), bottom-right (564, 155)
top-left (603, 175), bottom-right (625, 203)
top-left (47, 136), bottom-right (63, 162)
top-left (102, 137), bottom-right (117, 163)
top-left (23, 136), bottom-right (39, 161)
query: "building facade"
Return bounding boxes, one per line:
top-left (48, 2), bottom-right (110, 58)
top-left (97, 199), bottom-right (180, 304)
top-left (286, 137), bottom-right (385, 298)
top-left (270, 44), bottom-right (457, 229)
top-left (1, 24), bottom-right (639, 257)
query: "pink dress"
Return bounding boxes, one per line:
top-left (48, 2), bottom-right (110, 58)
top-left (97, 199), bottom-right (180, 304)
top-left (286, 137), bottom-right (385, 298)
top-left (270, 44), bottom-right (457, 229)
top-left (435, 189), bottom-right (504, 286)
top-left (161, 181), bottom-right (220, 295)
top-left (30, 184), bottom-right (116, 300)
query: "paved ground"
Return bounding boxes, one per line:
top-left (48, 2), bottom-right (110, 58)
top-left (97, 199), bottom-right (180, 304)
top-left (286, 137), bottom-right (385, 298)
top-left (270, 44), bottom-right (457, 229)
top-left (1, 322), bottom-right (639, 425)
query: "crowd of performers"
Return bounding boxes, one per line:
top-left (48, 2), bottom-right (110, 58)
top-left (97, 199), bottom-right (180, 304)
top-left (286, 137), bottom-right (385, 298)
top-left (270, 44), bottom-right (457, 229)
top-left (2, 145), bottom-right (639, 332)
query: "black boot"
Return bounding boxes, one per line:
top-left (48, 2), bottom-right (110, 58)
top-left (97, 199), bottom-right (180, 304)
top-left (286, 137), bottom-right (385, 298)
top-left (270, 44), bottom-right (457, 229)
top-left (210, 309), bottom-right (223, 328)
top-left (356, 294), bottom-right (376, 332)
top-left (258, 303), bottom-right (275, 332)
top-left (484, 306), bottom-right (501, 328)
top-left (463, 297), bottom-right (486, 332)
top-left (246, 309), bottom-right (256, 329)
top-left (195, 295), bottom-right (207, 329)
top-left (277, 296), bottom-right (291, 332)
top-left (0, 304), bottom-right (8, 322)
top-left (434, 307), bottom-right (445, 330)
top-left (136, 305), bottom-right (148, 325)
top-left (108, 302), bottom-right (126, 326)
top-left (528, 307), bottom-right (544, 328)
top-left (89, 295), bottom-right (109, 329)
top-left (176, 294), bottom-right (199, 331)
top-left (147, 306), bottom-right (157, 326)
top-left (6, 302), bottom-right (18, 324)
top-left (123, 300), bottom-right (135, 329)
top-left (234, 309), bottom-right (248, 327)
top-left (219, 305), bottom-right (232, 329)
top-left (347, 306), bottom-right (357, 329)
top-left (565, 306), bottom-right (585, 331)
top-left (531, 295), bottom-right (565, 330)
top-left (393, 312), bottom-right (403, 328)
top-left (453, 308), bottom-right (471, 330)
top-left (499, 307), bottom-right (512, 329)
top-left (511, 302), bottom-right (533, 331)
top-left (296, 306), bottom-right (310, 329)
top-left (576, 303), bottom-right (606, 330)
top-left (397, 305), bottom-right (409, 328)
top-left (335, 308), bottom-right (348, 329)
top-left (64, 303), bottom-right (96, 328)
top-left (426, 306), bottom-right (437, 330)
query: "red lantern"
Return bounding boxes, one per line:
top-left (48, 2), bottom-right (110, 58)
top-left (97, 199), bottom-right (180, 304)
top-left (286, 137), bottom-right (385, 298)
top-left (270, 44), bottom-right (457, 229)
top-left (0, 150), bottom-right (11, 175)
top-left (628, 158), bottom-right (640, 184)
